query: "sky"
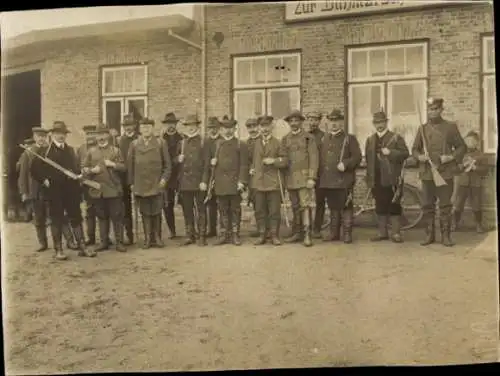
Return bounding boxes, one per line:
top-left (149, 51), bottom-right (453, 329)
top-left (0, 5), bottom-right (195, 40)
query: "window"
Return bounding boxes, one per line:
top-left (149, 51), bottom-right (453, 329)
top-left (347, 42), bottom-right (428, 153)
top-left (101, 65), bottom-right (148, 134)
top-left (232, 53), bottom-right (301, 139)
top-left (482, 35), bottom-right (496, 153)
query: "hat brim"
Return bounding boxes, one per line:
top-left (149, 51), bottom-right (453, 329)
top-left (51, 128), bottom-right (70, 133)
top-left (327, 116), bottom-right (344, 121)
top-left (284, 115), bottom-right (305, 122)
top-left (373, 118), bottom-right (389, 123)
top-left (162, 120), bottom-right (179, 124)
top-left (183, 121), bottom-right (201, 126)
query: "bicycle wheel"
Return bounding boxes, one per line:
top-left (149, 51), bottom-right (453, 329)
top-left (398, 183), bottom-right (423, 230)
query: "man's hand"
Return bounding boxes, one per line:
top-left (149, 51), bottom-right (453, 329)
top-left (43, 179), bottom-right (50, 188)
top-left (210, 158), bottom-right (218, 166)
top-left (440, 155), bottom-right (454, 164)
top-left (104, 159), bottom-right (116, 168)
top-left (306, 179), bottom-right (315, 189)
top-left (249, 168), bottom-right (256, 176)
top-left (90, 166), bottom-right (101, 174)
top-left (178, 154), bottom-right (185, 163)
top-left (381, 147), bottom-right (390, 156)
top-left (263, 157), bottom-right (275, 165)
top-left (158, 179), bottom-right (167, 189)
top-left (199, 182), bottom-right (207, 191)
top-left (417, 154), bottom-right (429, 163)
top-left (82, 167), bottom-right (91, 174)
top-left (237, 182), bottom-right (245, 191)
top-left (21, 194), bottom-right (28, 202)
top-left (337, 162), bottom-right (345, 172)
top-left (130, 185), bottom-right (134, 191)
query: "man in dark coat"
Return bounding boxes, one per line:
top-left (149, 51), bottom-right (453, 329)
top-left (281, 110), bottom-right (319, 247)
top-left (30, 121), bottom-right (96, 260)
top-left (161, 112), bottom-right (183, 239)
top-left (246, 117), bottom-right (261, 238)
top-left (82, 125), bottom-right (127, 252)
top-left (18, 138), bottom-right (36, 222)
top-left (318, 109), bottom-right (362, 244)
top-left (202, 117), bottom-right (248, 245)
top-left (411, 97), bottom-right (466, 247)
top-left (204, 116), bottom-right (221, 238)
top-left (364, 110), bottom-right (409, 243)
top-left (127, 117), bottom-right (172, 249)
top-left (251, 115), bottom-right (287, 246)
top-left (118, 114), bottom-right (139, 245)
top-left (452, 131), bottom-right (489, 233)
top-left (18, 129), bottom-right (48, 252)
top-left (176, 114), bottom-right (208, 246)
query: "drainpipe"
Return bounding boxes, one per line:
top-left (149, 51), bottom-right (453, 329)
top-left (200, 4), bottom-right (207, 142)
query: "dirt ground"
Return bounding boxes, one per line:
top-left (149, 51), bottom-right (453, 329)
top-left (2, 220), bottom-right (499, 374)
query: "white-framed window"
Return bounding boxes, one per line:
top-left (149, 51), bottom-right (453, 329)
top-left (347, 42), bottom-right (428, 153)
top-left (232, 52), bottom-right (301, 139)
top-left (101, 65), bottom-right (148, 134)
top-left (482, 35), bottom-right (496, 153)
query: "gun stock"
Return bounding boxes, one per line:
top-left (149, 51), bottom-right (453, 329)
top-left (429, 160), bottom-right (448, 187)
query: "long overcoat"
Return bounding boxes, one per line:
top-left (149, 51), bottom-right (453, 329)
top-left (251, 136), bottom-right (287, 192)
top-left (281, 130), bottom-right (319, 190)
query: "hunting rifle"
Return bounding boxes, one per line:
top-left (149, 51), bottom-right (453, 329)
top-left (20, 144), bottom-right (101, 191)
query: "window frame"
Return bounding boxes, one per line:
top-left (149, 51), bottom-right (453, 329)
top-left (481, 34), bottom-right (496, 154)
top-left (233, 89), bottom-right (266, 122)
top-left (101, 64), bottom-right (148, 97)
top-left (102, 96), bottom-right (148, 134)
top-left (347, 82), bottom-right (386, 136)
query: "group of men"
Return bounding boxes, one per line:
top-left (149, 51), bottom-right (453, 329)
top-left (17, 96), bottom-right (486, 261)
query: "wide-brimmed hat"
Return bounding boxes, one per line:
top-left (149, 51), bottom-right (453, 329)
top-left (162, 112), bottom-right (180, 124)
top-left (427, 97), bottom-right (444, 107)
top-left (284, 110), bottom-right (305, 122)
top-left (32, 127), bottom-right (48, 134)
top-left (182, 114), bottom-right (201, 126)
top-left (95, 124), bottom-right (110, 134)
top-left (122, 114), bottom-right (137, 126)
top-left (207, 116), bottom-right (220, 128)
top-left (245, 118), bottom-right (259, 127)
top-left (82, 125), bottom-right (97, 133)
top-left (258, 115), bottom-right (274, 126)
top-left (326, 109), bottom-right (344, 121)
top-left (220, 116), bottom-right (237, 128)
top-left (307, 111), bottom-right (322, 119)
top-left (139, 117), bottom-right (155, 126)
top-left (50, 121), bottom-right (70, 134)
top-left (372, 110), bottom-right (388, 123)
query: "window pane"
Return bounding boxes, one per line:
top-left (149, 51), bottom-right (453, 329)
top-left (350, 84), bottom-right (384, 152)
top-left (369, 49), bottom-right (385, 78)
top-left (123, 70), bottom-right (134, 93)
top-left (127, 99), bottom-right (145, 121)
top-left (104, 71), bottom-right (114, 94)
top-left (387, 47), bottom-right (405, 76)
top-left (235, 60), bottom-right (252, 86)
top-left (485, 75), bottom-right (497, 151)
top-left (113, 70), bottom-right (125, 93)
top-left (234, 91), bottom-right (264, 139)
top-left (282, 55), bottom-right (299, 83)
top-left (267, 56), bottom-right (282, 83)
top-left (486, 38), bottom-right (495, 72)
top-left (105, 100), bottom-right (122, 132)
top-left (351, 50), bottom-right (368, 80)
top-left (132, 67), bottom-right (146, 92)
top-left (388, 81), bottom-right (426, 151)
top-left (405, 46), bottom-right (424, 76)
top-left (269, 88), bottom-right (300, 140)
top-left (253, 58), bottom-right (266, 84)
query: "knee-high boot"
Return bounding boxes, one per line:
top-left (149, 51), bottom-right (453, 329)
top-left (303, 208), bottom-right (312, 247)
top-left (324, 210), bottom-right (341, 241)
top-left (94, 218), bottom-right (110, 252)
top-left (51, 224), bottom-right (67, 261)
top-left (371, 215), bottom-right (389, 241)
top-left (285, 209), bottom-right (303, 243)
top-left (440, 213), bottom-right (454, 247)
top-left (151, 215), bottom-right (164, 248)
top-left (85, 214), bottom-right (96, 245)
top-left (390, 215), bottom-right (403, 243)
top-left (342, 209), bottom-right (354, 244)
top-left (73, 223), bottom-right (96, 257)
top-left (34, 225), bottom-right (48, 252)
top-left (473, 211), bottom-right (485, 233)
top-left (420, 213), bottom-right (436, 246)
top-left (62, 223), bottom-right (78, 250)
top-left (112, 218), bottom-right (126, 252)
top-left (142, 215), bottom-right (152, 249)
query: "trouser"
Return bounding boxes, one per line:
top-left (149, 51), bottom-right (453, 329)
top-left (454, 185), bottom-right (482, 213)
top-left (136, 194), bottom-right (163, 245)
top-left (372, 185), bottom-right (402, 215)
top-left (122, 184), bottom-right (134, 241)
top-left (217, 194), bottom-right (242, 235)
top-left (84, 199), bottom-right (97, 242)
top-left (313, 186), bottom-right (326, 232)
top-left (30, 199), bottom-right (48, 247)
top-left (93, 197), bottom-right (125, 245)
top-left (421, 179), bottom-right (454, 227)
top-left (288, 188), bottom-right (315, 234)
top-left (324, 188), bottom-right (354, 240)
top-left (254, 190), bottom-right (281, 236)
top-left (162, 188), bottom-right (177, 235)
top-left (47, 192), bottom-right (85, 249)
top-left (207, 195), bottom-right (218, 234)
top-left (180, 190), bottom-right (206, 238)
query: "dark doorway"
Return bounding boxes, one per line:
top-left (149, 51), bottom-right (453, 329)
top-left (2, 69), bottom-right (41, 220)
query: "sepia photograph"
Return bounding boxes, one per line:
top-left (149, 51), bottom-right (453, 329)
top-left (0, 1), bottom-right (498, 373)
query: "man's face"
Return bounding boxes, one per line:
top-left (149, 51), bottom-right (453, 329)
top-left (96, 133), bottom-right (109, 147)
top-left (124, 124), bottom-right (135, 135)
top-left (427, 104), bottom-right (443, 121)
top-left (185, 124), bottom-right (198, 136)
top-left (165, 122), bottom-right (177, 134)
top-left (259, 123), bottom-right (272, 137)
top-left (51, 131), bottom-right (66, 143)
top-left (465, 136), bottom-right (478, 149)
top-left (33, 133), bottom-right (48, 146)
top-left (109, 128), bottom-right (119, 137)
top-left (373, 120), bottom-right (388, 133)
top-left (248, 125), bottom-right (259, 138)
top-left (140, 124), bottom-right (153, 137)
top-left (289, 117), bottom-right (303, 130)
top-left (330, 119), bottom-right (343, 132)
top-left (308, 117), bottom-right (321, 131)
top-left (208, 127), bottom-right (219, 138)
top-left (221, 126), bottom-right (234, 138)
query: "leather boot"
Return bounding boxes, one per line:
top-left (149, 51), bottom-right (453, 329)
top-left (254, 220), bottom-right (266, 245)
top-left (52, 225), bottom-right (67, 261)
top-left (94, 219), bottom-right (110, 252)
top-left (441, 216), bottom-right (454, 247)
top-left (113, 219), bottom-right (126, 252)
top-left (342, 209), bottom-right (354, 244)
top-left (473, 211), bottom-right (485, 233)
top-left (232, 223), bottom-right (242, 246)
top-left (142, 216), bottom-right (152, 249)
top-left (451, 210), bottom-right (462, 232)
top-left (152, 215), bottom-right (164, 248)
top-left (324, 210), bottom-right (341, 241)
top-left (124, 216), bottom-right (134, 245)
top-left (390, 216), bottom-right (403, 243)
top-left (35, 225), bottom-right (48, 252)
top-left (420, 214), bottom-right (435, 246)
top-left (270, 224), bottom-right (282, 246)
top-left (303, 209), bottom-right (312, 247)
top-left (73, 224), bottom-right (96, 257)
top-left (197, 217), bottom-right (207, 246)
top-left (371, 215), bottom-right (389, 241)
top-left (62, 223), bottom-right (78, 250)
top-left (183, 225), bottom-right (196, 246)
top-left (164, 207), bottom-right (177, 239)
top-left (85, 215), bottom-right (96, 245)
top-left (285, 211), bottom-right (303, 243)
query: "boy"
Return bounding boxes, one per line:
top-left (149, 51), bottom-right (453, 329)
top-left (452, 131), bottom-right (488, 233)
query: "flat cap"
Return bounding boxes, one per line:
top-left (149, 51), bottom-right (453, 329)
top-left (427, 97), bottom-right (444, 107)
top-left (284, 110), bottom-right (305, 122)
top-left (326, 109), bottom-right (344, 121)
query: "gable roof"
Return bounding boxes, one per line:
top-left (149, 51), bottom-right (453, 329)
top-left (4, 14), bottom-right (195, 50)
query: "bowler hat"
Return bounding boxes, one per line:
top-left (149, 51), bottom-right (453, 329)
top-left (245, 118), bottom-right (259, 127)
top-left (122, 114), bottom-right (137, 126)
top-left (207, 116), bottom-right (220, 128)
top-left (427, 97), bottom-right (444, 107)
top-left (182, 114), bottom-right (201, 126)
top-left (220, 116), bottom-right (237, 128)
top-left (95, 124), bottom-right (110, 134)
top-left (372, 110), bottom-right (389, 123)
top-left (23, 138), bottom-right (35, 145)
top-left (258, 115), bottom-right (274, 125)
top-left (162, 112), bottom-right (180, 124)
top-left (50, 121), bottom-right (70, 134)
top-left (465, 130), bottom-right (480, 140)
top-left (32, 127), bottom-right (48, 134)
top-left (284, 110), bottom-right (305, 122)
top-left (307, 111), bottom-right (322, 119)
top-left (139, 117), bottom-right (155, 126)
top-left (326, 109), bottom-right (344, 121)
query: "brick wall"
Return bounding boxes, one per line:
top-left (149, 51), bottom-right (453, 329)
top-left (4, 28), bottom-right (201, 146)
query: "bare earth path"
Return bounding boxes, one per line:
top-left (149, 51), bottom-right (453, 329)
top-left (2, 222), bottom-right (499, 374)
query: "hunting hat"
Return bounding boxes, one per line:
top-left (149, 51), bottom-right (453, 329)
top-left (162, 112), bottom-right (180, 124)
top-left (95, 124), bottom-right (110, 134)
top-left (372, 110), bottom-right (389, 123)
top-left (23, 138), bottom-right (35, 145)
top-left (326, 109), bottom-right (344, 121)
top-left (307, 111), bottom-right (322, 119)
top-left (122, 114), bottom-right (137, 126)
top-left (220, 116), bottom-right (237, 128)
top-left (32, 127), bottom-right (48, 134)
top-left (139, 117), bottom-right (155, 126)
top-left (82, 125), bottom-right (97, 133)
top-left (284, 110), bottom-right (305, 122)
top-left (427, 97), bottom-right (444, 107)
top-left (50, 121), bottom-right (70, 133)
top-left (182, 114), bottom-right (201, 126)
top-left (258, 115), bottom-right (274, 126)
top-left (465, 130), bottom-right (480, 140)
top-left (245, 118), bottom-right (259, 127)
top-left (207, 116), bottom-right (220, 128)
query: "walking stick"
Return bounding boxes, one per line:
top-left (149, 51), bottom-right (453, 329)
top-left (133, 193), bottom-right (139, 241)
top-left (277, 171), bottom-right (290, 228)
